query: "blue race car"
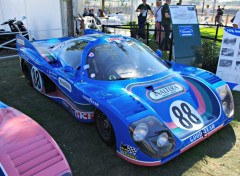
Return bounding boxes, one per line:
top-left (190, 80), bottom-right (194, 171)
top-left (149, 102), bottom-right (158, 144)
top-left (16, 34), bottom-right (234, 166)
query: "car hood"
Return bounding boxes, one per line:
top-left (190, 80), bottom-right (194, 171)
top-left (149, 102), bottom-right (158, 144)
top-left (123, 73), bottom-right (222, 140)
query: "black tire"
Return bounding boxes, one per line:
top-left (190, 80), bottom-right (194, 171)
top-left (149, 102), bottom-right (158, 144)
top-left (21, 60), bottom-right (33, 87)
top-left (95, 109), bottom-right (115, 146)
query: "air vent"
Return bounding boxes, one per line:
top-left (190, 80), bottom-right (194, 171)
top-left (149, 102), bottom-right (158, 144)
top-left (8, 135), bottom-right (64, 176)
top-left (196, 72), bottom-right (221, 84)
top-left (110, 95), bottom-right (146, 117)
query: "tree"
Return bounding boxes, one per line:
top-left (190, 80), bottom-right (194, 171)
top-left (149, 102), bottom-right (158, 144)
top-left (102, 0), bottom-right (105, 10)
top-left (66, 0), bottom-right (74, 37)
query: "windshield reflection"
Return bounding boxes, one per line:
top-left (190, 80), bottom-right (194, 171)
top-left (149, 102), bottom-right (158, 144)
top-left (87, 40), bottom-right (168, 81)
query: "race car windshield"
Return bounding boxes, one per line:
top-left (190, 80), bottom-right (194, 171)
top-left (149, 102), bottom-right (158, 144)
top-left (87, 40), bottom-right (169, 80)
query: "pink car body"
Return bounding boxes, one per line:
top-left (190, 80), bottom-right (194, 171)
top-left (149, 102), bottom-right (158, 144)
top-left (0, 102), bottom-right (71, 176)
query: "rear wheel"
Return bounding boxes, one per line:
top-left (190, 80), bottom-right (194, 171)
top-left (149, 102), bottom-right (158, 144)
top-left (95, 109), bottom-right (115, 146)
top-left (21, 60), bottom-right (33, 86)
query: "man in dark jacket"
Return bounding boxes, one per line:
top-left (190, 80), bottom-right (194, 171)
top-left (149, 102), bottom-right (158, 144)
top-left (160, 0), bottom-right (171, 51)
top-left (215, 5), bottom-right (223, 25)
top-left (136, 0), bottom-right (153, 39)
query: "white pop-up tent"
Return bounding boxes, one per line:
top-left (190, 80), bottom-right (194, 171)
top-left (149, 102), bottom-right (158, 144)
top-left (0, 0), bottom-right (81, 40)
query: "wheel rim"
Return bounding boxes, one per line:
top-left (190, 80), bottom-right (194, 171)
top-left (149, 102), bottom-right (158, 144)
top-left (97, 112), bottom-right (113, 142)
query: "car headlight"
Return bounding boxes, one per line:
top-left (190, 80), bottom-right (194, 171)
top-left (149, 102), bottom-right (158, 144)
top-left (129, 116), bottom-right (175, 158)
top-left (133, 123), bottom-right (148, 142)
top-left (216, 84), bottom-right (234, 117)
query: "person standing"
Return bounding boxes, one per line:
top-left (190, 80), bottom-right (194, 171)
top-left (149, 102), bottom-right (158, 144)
top-left (160, 0), bottom-right (171, 51)
top-left (204, 5), bottom-right (210, 24)
top-left (233, 10), bottom-right (240, 28)
top-left (135, 0), bottom-right (153, 39)
top-left (83, 8), bottom-right (89, 17)
top-left (215, 5), bottom-right (223, 25)
top-left (154, 1), bottom-right (162, 43)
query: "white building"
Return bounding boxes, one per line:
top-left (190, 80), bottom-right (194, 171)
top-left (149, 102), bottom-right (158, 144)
top-left (0, 0), bottom-right (85, 40)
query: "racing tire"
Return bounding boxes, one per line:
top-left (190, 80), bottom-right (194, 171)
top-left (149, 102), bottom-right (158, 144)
top-left (95, 109), bottom-right (115, 146)
top-left (21, 60), bottom-right (33, 87)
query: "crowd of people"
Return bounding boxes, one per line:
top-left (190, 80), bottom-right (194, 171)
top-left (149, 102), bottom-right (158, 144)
top-left (80, 0), bottom-right (240, 46)
top-left (136, 0), bottom-right (172, 51)
top-left (83, 8), bottom-right (106, 18)
top-left (135, 0), bottom-right (240, 51)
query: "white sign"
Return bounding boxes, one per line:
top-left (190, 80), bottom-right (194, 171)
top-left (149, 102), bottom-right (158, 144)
top-left (169, 5), bottom-right (198, 25)
top-left (216, 28), bottom-right (240, 91)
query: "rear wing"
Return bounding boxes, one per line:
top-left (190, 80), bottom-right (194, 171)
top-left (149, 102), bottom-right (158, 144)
top-left (16, 35), bottom-right (72, 63)
top-left (16, 34), bottom-right (38, 52)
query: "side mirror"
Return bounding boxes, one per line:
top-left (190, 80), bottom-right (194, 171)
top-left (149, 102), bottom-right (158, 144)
top-left (156, 49), bottom-right (162, 58)
top-left (63, 66), bottom-right (75, 72)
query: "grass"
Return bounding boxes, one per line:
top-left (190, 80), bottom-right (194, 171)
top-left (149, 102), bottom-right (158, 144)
top-left (0, 57), bottom-right (240, 176)
top-left (200, 26), bottom-right (224, 40)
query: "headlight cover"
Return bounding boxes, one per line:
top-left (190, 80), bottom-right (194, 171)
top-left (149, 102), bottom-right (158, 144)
top-left (129, 116), bottom-right (175, 158)
top-left (216, 84), bottom-right (234, 118)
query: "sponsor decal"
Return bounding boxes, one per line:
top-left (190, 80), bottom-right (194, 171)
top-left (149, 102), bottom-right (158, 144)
top-left (109, 75), bottom-right (116, 80)
top-left (147, 83), bottom-right (185, 102)
top-left (75, 111), bottom-right (94, 120)
top-left (120, 142), bottom-right (138, 160)
top-left (62, 100), bottom-right (94, 120)
top-left (170, 100), bottom-right (204, 131)
top-left (31, 66), bottom-right (43, 91)
top-left (106, 37), bottom-right (124, 42)
top-left (82, 95), bottom-right (99, 107)
top-left (58, 77), bottom-right (72, 92)
top-left (90, 73), bottom-right (95, 78)
top-left (79, 36), bottom-right (96, 41)
top-left (190, 124), bottom-right (215, 143)
top-left (88, 52), bottom-right (95, 58)
top-left (17, 37), bottom-right (25, 46)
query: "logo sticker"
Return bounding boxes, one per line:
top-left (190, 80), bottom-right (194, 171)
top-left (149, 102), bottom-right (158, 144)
top-left (147, 83), bottom-right (185, 102)
top-left (75, 111), bottom-right (94, 120)
top-left (79, 36), bottom-right (96, 41)
top-left (31, 66), bottom-right (43, 91)
top-left (58, 77), bottom-right (72, 92)
top-left (82, 95), bottom-right (99, 107)
top-left (120, 142), bottom-right (138, 160)
top-left (170, 100), bottom-right (204, 131)
top-left (88, 52), bottom-right (95, 58)
top-left (17, 37), bottom-right (25, 46)
top-left (106, 37), bottom-right (124, 42)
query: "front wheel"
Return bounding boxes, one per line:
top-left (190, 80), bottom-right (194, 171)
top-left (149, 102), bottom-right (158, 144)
top-left (95, 109), bottom-right (115, 146)
top-left (21, 60), bottom-right (33, 87)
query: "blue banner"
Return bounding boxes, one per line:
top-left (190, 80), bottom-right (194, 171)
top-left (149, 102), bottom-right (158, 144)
top-left (224, 28), bottom-right (240, 37)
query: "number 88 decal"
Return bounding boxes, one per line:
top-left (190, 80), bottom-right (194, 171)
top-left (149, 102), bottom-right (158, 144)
top-left (170, 100), bottom-right (204, 130)
top-left (31, 66), bottom-right (43, 92)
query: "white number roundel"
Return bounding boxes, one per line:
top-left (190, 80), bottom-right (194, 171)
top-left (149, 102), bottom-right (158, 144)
top-left (170, 100), bottom-right (204, 131)
top-left (31, 66), bottom-right (43, 92)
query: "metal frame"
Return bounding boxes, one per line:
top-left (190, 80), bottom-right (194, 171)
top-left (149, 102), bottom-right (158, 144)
top-left (0, 32), bottom-right (28, 59)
